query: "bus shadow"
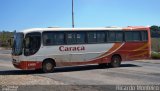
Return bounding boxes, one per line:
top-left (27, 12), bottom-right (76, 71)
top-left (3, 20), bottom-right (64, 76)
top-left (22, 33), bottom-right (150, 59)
top-left (0, 70), bottom-right (40, 75)
top-left (54, 64), bottom-right (141, 73)
top-left (0, 64), bottom-right (141, 75)
top-left (120, 64), bottom-right (141, 67)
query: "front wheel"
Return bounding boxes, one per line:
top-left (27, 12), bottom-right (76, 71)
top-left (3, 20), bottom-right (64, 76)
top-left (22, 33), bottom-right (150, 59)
top-left (42, 60), bottom-right (55, 73)
top-left (110, 55), bottom-right (121, 68)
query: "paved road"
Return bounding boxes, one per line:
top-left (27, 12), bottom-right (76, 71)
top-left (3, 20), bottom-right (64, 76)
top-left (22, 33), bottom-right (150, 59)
top-left (0, 49), bottom-right (11, 61)
top-left (0, 49), bottom-right (11, 54)
top-left (34, 61), bottom-right (160, 85)
top-left (0, 49), bottom-right (160, 90)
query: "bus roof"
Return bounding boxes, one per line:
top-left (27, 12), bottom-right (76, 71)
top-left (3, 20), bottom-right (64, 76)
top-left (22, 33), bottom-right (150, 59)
top-left (22, 26), bottom-right (150, 34)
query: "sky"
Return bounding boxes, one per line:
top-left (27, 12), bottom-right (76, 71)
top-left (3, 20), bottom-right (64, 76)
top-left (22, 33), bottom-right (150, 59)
top-left (0, 0), bottom-right (160, 31)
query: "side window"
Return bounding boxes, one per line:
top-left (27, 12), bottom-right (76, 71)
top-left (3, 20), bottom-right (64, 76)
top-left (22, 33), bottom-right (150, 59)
top-left (87, 32), bottom-right (97, 43)
top-left (24, 32), bottom-right (41, 56)
top-left (133, 31), bottom-right (141, 41)
top-left (97, 32), bottom-right (105, 43)
top-left (108, 31), bottom-right (123, 42)
top-left (54, 33), bottom-right (64, 45)
top-left (125, 32), bottom-right (132, 41)
top-left (43, 32), bottom-right (64, 46)
top-left (43, 32), bottom-right (54, 46)
top-left (76, 32), bottom-right (85, 44)
top-left (66, 32), bottom-right (76, 44)
top-left (116, 32), bottom-right (123, 42)
top-left (125, 31), bottom-right (141, 42)
top-left (141, 31), bottom-right (148, 41)
top-left (108, 31), bottom-right (116, 42)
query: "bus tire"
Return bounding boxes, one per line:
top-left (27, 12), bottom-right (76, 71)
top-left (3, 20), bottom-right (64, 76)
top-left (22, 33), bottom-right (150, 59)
top-left (42, 59), bottom-right (55, 73)
top-left (110, 55), bottom-right (121, 68)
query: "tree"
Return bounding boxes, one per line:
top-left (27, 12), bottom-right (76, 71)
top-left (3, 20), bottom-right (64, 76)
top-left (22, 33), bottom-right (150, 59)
top-left (150, 25), bottom-right (159, 32)
top-left (0, 30), bottom-right (14, 47)
top-left (150, 25), bottom-right (160, 38)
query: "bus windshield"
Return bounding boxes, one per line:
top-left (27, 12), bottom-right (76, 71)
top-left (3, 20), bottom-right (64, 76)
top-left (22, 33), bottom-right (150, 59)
top-left (12, 33), bottom-right (24, 56)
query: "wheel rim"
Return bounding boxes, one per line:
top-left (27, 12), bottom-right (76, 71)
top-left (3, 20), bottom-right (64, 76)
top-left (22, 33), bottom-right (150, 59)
top-left (114, 58), bottom-right (119, 65)
top-left (45, 62), bottom-right (53, 71)
top-left (112, 57), bottom-right (120, 67)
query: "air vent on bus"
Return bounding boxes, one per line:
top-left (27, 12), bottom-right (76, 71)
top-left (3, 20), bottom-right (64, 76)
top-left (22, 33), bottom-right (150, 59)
top-left (48, 26), bottom-right (61, 28)
top-left (105, 26), bottom-right (121, 28)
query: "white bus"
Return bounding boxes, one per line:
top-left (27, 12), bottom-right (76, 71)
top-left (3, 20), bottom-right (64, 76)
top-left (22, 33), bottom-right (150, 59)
top-left (12, 27), bottom-right (151, 72)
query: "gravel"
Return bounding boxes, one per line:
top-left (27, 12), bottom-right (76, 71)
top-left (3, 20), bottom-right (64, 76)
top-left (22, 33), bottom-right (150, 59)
top-left (0, 75), bottom-right (64, 85)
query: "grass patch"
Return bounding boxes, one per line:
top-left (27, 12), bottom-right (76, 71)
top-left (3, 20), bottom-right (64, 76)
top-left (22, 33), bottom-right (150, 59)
top-left (151, 51), bottom-right (160, 59)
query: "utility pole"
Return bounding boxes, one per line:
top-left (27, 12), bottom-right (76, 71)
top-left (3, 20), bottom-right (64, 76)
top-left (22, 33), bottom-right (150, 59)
top-left (72, 0), bottom-right (74, 28)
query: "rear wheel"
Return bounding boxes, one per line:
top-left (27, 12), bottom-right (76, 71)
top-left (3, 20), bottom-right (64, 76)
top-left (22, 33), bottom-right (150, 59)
top-left (110, 55), bottom-right (121, 68)
top-left (42, 60), bottom-right (55, 73)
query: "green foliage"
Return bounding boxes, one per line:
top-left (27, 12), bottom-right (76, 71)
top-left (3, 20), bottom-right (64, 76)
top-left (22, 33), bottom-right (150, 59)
top-left (151, 38), bottom-right (160, 52)
top-left (151, 51), bottom-right (160, 59)
top-left (0, 31), bottom-right (14, 48)
top-left (150, 25), bottom-right (159, 32)
top-left (150, 25), bottom-right (160, 38)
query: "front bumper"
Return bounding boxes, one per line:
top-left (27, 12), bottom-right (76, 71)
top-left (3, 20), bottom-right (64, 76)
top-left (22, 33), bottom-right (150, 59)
top-left (12, 59), bottom-right (42, 70)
